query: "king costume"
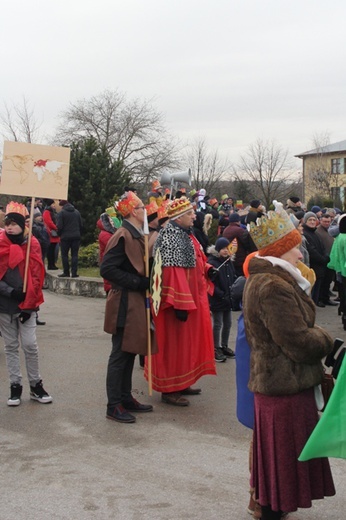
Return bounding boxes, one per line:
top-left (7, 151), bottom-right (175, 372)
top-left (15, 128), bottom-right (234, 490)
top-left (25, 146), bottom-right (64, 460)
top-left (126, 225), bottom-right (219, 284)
top-left (146, 216), bottom-right (216, 394)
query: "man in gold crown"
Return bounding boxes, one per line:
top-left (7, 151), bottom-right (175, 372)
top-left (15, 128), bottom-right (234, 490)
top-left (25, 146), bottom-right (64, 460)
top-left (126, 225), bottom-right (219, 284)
top-left (145, 196), bottom-right (216, 406)
top-left (0, 201), bottom-right (52, 406)
top-left (242, 201), bottom-right (335, 519)
top-left (100, 191), bottom-right (156, 423)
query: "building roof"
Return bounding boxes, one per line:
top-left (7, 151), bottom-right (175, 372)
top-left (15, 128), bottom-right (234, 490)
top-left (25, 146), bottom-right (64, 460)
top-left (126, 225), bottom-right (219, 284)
top-left (295, 139), bottom-right (346, 158)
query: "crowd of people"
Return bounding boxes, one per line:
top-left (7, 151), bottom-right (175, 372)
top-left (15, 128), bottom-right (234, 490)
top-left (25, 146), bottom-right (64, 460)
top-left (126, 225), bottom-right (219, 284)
top-left (0, 185), bottom-right (343, 519)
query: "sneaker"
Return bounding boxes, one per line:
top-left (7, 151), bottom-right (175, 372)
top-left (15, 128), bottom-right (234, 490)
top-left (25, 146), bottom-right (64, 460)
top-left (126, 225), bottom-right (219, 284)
top-left (215, 348), bottom-right (227, 363)
top-left (30, 380), bottom-right (53, 404)
top-left (7, 383), bottom-right (23, 406)
top-left (106, 404), bottom-right (136, 423)
top-left (222, 346), bottom-right (236, 358)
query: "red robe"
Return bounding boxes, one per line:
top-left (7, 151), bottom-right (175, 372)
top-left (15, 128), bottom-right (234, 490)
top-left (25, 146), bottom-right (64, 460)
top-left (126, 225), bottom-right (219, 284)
top-left (145, 234), bottom-right (216, 392)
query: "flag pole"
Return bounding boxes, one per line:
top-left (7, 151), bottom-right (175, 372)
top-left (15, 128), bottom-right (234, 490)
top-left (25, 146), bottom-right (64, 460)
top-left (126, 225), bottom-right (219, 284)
top-left (143, 209), bottom-right (152, 396)
top-left (23, 196), bottom-right (35, 292)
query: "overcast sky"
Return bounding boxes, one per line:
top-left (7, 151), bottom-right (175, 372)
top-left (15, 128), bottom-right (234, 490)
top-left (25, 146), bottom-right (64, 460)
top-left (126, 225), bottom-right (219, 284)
top-left (1, 0), bottom-right (346, 170)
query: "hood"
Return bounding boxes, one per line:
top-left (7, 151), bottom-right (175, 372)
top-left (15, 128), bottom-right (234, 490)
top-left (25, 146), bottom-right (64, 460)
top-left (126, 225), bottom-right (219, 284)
top-left (62, 203), bottom-right (75, 212)
top-left (207, 244), bottom-right (220, 258)
top-left (98, 213), bottom-right (115, 234)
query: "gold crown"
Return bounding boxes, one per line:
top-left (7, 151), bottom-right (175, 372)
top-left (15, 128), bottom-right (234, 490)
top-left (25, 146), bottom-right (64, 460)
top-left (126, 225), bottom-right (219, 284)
top-left (167, 196), bottom-right (193, 219)
top-left (248, 210), bottom-right (295, 250)
top-left (5, 201), bottom-right (28, 218)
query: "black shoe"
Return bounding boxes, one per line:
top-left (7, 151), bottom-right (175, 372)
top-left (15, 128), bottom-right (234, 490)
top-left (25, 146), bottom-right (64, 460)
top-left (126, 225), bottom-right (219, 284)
top-left (58, 273), bottom-right (70, 277)
top-left (48, 266), bottom-right (59, 270)
top-left (221, 346), bottom-right (236, 358)
top-left (215, 348), bottom-right (227, 363)
top-left (7, 383), bottom-right (23, 406)
top-left (106, 405), bottom-right (136, 423)
top-left (324, 300), bottom-right (338, 306)
top-left (71, 274), bottom-right (79, 278)
top-left (122, 397), bottom-right (153, 413)
top-left (316, 301), bottom-right (326, 308)
top-left (30, 380), bottom-right (52, 403)
top-left (36, 319), bottom-right (46, 325)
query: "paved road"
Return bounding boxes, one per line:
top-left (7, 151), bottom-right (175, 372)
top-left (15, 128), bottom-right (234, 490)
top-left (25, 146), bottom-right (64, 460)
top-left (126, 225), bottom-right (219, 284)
top-left (0, 291), bottom-right (345, 519)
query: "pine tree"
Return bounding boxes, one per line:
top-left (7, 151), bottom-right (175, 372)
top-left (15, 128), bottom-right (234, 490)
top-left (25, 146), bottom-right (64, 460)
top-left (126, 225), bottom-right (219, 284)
top-left (68, 138), bottom-right (130, 245)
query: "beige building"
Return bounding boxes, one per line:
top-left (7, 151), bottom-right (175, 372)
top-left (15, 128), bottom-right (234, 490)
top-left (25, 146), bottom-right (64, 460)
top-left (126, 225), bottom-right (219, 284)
top-left (296, 140), bottom-right (346, 206)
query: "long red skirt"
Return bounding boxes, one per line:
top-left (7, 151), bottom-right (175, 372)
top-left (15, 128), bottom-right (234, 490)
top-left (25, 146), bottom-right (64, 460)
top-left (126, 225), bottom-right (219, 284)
top-left (251, 388), bottom-right (335, 513)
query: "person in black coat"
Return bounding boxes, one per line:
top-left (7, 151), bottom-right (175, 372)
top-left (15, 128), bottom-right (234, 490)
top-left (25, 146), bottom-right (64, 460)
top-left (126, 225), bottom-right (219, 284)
top-left (207, 237), bottom-right (236, 362)
top-left (57, 200), bottom-right (83, 278)
top-left (302, 211), bottom-right (329, 306)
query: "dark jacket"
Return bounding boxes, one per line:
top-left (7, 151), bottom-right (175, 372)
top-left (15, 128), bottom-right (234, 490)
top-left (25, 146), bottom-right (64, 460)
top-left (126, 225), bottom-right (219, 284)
top-left (243, 256), bottom-right (333, 396)
top-left (57, 203), bottom-right (83, 240)
top-left (207, 245), bottom-right (236, 311)
top-left (302, 224), bottom-right (329, 278)
top-left (222, 222), bottom-right (257, 275)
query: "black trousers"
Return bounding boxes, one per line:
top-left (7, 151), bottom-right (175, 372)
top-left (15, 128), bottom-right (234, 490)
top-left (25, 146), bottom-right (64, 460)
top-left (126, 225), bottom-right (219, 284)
top-left (106, 329), bottom-right (136, 408)
top-left (60, 238), bottom-right (80, 276)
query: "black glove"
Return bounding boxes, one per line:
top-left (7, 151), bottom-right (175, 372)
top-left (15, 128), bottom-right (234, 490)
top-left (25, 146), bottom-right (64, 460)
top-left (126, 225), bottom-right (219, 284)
top-left (174, 309), bottom-right (188, 322)
top-left (138, 276), bottom-right (150, 291)
top-left (11, 289), bottom-right (26, 302)
top-left (208, 267), bottom-right (219, 281)
top-left (19, 312), bottom-right (31, 324)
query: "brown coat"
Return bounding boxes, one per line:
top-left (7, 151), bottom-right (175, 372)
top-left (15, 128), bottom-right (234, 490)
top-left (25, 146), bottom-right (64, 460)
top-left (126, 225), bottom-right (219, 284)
top-left (243, 257), bottom-right (333, 396)
top-left (102, 223), bottom-right (156, 356)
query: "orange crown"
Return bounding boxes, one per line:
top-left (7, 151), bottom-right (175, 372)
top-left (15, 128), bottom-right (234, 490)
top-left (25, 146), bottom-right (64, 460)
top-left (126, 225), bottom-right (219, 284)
top-left (167, 196), bottom-right (193, 219)
top-left (152, 180), bottom-right (162, 191)
top-left (145, 200), bottom-right (159, 217)
top-left (158, 201), bottom-right (169, 221)
top-left (117, 192), bottom-right (143, 217)
top-left (5, 201), bottom-right (29, 218)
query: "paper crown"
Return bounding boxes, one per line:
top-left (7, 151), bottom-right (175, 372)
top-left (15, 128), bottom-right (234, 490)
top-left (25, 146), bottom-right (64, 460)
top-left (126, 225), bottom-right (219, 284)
top-left (5, 201), bottom-right (29, 218)
top-left (221, 194), bottom-right (229, 201)
top-left (152, 180), bottom-right (162, 191)
top-left (158, 201), bottom-right (169, 221)
top-left (167, 196), bottom-right (193, 219)
top-left (145, 200), bottom-right (159, 217)
top-left (248, 205), bottom-right (297, 251)
top-left (209, 198), bottom-right (218, 206)
top-left (117, 191), bottom-right (142, 217)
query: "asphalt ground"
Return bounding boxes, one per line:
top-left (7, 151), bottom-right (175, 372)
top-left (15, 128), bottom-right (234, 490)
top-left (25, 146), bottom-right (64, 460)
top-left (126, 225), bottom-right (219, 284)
top-left (0, 290), bottom-right (345, 520)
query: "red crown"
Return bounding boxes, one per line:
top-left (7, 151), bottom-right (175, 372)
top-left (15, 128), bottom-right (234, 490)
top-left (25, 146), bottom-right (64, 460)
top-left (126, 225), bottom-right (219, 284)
top-left (145, 200), bottom-right (159, 217)
top-left (117, 192), bottom-right (142, 217)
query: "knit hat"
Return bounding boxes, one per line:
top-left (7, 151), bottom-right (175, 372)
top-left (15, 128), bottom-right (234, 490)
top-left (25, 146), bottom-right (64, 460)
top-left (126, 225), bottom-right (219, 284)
top-left (303, 211), bottom-right (318, 224)
top-left (311, 205), bottom-right (321, 214)
top-left (44, 198), bottom-right (55, 206)
top-left (289, 196), bottom-right (300, 204)
top-left (5, 201), bottom-right (28, 231)
top-left (250, 199), bottom-right (261, 209)
top-left (248, 201), bottom-right (301, 258)
top-left (59, 200), bottom-right (68, 206)
top-left (215, 237), bottom-right (230, 252)
top-left (228, 213), bottom-right (240, 223)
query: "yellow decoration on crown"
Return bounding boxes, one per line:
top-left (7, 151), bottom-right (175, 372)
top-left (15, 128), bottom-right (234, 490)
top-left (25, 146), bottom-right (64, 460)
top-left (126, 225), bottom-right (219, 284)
top-left (167, 196), bottom-right (193, 219)
top-left (5, 201), bottom-right (28, 218)
top-left (248, 209), bottom-right (295, 251)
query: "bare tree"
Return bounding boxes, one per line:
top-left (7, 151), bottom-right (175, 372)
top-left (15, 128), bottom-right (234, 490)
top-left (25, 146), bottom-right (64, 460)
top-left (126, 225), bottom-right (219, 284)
top-left (0, 97), bottom-right (42, 143)
top-left (54, 89), bottom-right (181, 184)
top-left (234, 138), bottom-right (295, 208)
top-left (185, 137), bottom-right (230, 194)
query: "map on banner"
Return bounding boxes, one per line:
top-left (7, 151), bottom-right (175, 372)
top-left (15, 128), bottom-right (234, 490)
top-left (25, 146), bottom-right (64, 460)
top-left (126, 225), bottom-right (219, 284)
top-left (1, 141), bottom-right (70, 199)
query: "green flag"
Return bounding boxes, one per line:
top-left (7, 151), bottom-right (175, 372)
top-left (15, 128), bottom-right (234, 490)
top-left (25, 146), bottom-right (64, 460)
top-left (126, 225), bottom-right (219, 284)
top-left (299, 356), bottom-right (346, 461)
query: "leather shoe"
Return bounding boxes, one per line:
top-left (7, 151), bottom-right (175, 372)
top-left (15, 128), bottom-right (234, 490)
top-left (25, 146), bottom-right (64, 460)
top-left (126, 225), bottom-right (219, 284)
top-left (48, 266), bottom-right (58, 270)
top-left (181, 387), bottom-right (201, 395)
top-left (106, 405), bottom-right (136, 423)
top-left (122, 397), bottom-right (153, 413)
top-left (324, 300), bottom-right (338, 306)
top-left (161, 392), bottom-right (189, 406)
top-left (58, 273), bottom-right (70, 277)
top-left (316, 302), bottom-right (326, 308)
top-left (36, 319), bottom-right (46, 326)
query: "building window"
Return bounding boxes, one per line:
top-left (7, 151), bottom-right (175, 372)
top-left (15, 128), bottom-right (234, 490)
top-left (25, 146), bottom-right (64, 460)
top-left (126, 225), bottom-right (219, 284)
top-left (331, 158), bottom-right (345, 174)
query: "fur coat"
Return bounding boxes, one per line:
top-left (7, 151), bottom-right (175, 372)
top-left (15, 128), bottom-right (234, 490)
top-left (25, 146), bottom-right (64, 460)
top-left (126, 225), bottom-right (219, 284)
top-left (243, 256), bottom-right (333, 396)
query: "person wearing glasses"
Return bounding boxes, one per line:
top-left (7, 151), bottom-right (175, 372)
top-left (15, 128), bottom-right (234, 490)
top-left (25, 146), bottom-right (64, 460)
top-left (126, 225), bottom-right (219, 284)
top-left (100, 191), bottom-right (155, 424)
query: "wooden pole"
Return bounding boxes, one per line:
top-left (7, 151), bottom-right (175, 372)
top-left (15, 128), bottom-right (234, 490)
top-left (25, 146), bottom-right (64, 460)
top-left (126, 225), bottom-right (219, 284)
top-left (143, 210), bottom-right (152, 396)
top-left (23, 196), bottom-right (35, 292)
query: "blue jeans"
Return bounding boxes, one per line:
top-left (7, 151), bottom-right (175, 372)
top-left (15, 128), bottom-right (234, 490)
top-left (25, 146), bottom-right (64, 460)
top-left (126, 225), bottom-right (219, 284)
top-left (212, 310), bottom-right (232, 349)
